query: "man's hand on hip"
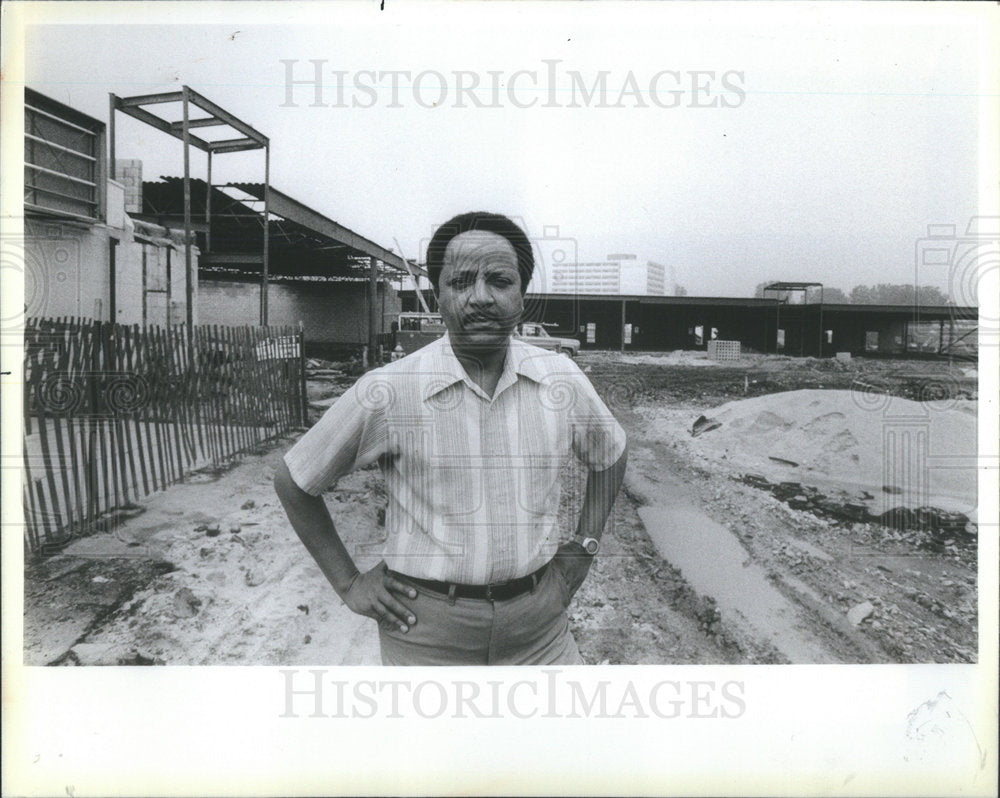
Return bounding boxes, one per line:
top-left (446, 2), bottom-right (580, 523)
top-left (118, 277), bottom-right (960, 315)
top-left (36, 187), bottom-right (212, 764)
top-left (552, 541), bottom-right (594, 601)
top-left (343, 561), bottom-right (418, 633)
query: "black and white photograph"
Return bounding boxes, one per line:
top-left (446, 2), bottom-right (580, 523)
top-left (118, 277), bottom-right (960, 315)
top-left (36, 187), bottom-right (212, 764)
top-left (2, 1), bottom-right (997, 795)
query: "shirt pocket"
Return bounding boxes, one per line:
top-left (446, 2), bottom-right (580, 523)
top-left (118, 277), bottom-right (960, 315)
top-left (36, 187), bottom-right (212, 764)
top-left (434, 459), bottom-right (485, 520)
top-left (515, 407), bottom-right (566, 515)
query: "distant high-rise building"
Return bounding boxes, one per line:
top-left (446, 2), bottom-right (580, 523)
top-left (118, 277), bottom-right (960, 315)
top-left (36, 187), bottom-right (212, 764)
top-left (529, 254), bottom-right (674, 295)
top-left (645, 261), bottom-right (667, 295)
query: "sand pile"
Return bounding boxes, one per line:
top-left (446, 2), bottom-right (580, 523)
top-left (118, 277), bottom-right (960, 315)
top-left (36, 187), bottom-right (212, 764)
top-left (686, 389), bottom-right (978, 517)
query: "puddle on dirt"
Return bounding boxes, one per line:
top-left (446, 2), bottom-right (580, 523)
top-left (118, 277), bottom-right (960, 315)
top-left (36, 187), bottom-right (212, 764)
top-left (637, 504), bottom-right (838, 663)
top-left (629, 442), bottom-right (841, 663)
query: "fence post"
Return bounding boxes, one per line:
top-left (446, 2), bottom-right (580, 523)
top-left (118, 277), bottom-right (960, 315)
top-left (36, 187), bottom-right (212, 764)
top-left (369, 256), bottom-right (379, 366)
top-left (298, 321), bottom-right (307, 427)
top-left (87, 320), bottom-right (102, 524)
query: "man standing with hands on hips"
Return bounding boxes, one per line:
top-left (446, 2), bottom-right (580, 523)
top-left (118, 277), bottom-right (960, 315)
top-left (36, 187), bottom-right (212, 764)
top-left (275, 212), bottom-right (627, 665)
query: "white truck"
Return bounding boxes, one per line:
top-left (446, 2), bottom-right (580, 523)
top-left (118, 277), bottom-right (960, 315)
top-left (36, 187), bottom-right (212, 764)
top-left (514, 322), bottom-right (580, 357)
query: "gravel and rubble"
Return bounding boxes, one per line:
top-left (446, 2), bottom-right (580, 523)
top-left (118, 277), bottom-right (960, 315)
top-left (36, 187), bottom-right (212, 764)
top-left (582, 351), bottom-right (979, 664)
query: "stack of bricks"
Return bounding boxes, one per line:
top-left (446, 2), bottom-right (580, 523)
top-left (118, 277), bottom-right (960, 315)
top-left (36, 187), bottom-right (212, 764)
top-left (707, 340), bottom-right (741, 361)
top-left (116, 159), bottom-right (143, 214)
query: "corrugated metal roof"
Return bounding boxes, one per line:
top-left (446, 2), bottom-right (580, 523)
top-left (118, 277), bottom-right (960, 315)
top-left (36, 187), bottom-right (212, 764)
top-left (137, 177), bottom-right (422, 281)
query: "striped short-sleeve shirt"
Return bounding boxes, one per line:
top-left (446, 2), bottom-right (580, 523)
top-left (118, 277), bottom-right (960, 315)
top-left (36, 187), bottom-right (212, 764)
top-left (284, 334), bottom-right (627, 584)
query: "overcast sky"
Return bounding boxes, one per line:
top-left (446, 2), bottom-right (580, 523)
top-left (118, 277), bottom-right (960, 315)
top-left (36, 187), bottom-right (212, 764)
top-left (19, 2), bottom-right (997, 298)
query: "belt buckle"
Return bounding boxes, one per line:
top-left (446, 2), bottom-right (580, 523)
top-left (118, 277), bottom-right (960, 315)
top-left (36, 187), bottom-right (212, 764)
top-left (485, 580), bottom-right (509, 600)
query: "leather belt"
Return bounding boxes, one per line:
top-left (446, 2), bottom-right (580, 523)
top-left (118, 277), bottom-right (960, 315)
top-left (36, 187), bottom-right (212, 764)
top-left (394, 562), bottom-right (549, 602)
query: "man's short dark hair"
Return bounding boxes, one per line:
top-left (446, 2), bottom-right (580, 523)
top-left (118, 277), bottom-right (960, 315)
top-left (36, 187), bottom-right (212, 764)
top-left (425, 212), bottom-right (535, 294)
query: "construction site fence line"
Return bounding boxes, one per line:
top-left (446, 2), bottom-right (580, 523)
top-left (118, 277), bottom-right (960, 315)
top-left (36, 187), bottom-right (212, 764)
top-left (21, 317), bottom-right (307, 557)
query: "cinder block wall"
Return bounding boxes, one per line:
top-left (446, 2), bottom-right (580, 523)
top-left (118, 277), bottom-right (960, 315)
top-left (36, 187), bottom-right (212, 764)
top-left (113, 220), bottom-right (196, 328)
top-left (116, 160), bottom-right (143, 214)
top-left (115, 239), bottom-right (194, 328)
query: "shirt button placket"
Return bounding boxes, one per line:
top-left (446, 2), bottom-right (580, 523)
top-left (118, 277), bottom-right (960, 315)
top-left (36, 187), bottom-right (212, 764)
top-left (483, 400), bottom-right (502, 580)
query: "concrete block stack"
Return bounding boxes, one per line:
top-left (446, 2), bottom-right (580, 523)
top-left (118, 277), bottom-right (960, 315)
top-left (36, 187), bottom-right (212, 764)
top-left (116, 159), bottom-right (143, 214)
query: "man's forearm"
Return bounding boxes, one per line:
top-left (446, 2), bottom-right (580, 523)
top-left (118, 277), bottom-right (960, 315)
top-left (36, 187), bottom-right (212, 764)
top-left (274, 458), bottom-right (360, 598)
top-left (575, 442), bottom-right (628, 541)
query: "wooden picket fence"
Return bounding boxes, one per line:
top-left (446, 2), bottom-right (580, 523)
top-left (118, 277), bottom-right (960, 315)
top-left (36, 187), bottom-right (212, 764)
top-left (22, 318), bottom-right (306, 556)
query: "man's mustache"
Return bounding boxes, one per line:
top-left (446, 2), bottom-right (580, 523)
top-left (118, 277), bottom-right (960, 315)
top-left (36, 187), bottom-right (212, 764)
top-left (460, 313), bottom-right (516, 324)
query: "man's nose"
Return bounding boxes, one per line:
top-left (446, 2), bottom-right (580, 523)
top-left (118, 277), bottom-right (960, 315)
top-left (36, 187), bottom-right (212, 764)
top-left (468, 277), bottom-right (494, 305)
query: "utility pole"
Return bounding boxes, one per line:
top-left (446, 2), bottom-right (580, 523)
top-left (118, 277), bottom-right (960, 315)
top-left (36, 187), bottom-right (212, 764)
top-left (369, 256), bottom-right (379, 364)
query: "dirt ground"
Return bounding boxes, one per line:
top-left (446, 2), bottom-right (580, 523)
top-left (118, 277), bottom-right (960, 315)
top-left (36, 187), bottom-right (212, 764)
top-left (23, 350), bottom-right (979, 666)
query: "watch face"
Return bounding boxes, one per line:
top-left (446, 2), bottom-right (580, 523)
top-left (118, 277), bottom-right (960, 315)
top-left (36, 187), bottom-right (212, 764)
top-left (582, 538), bottom-right (600, 556)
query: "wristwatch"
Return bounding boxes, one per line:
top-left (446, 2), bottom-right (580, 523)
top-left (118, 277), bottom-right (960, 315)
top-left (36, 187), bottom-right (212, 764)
top-left (579, 537), bottom-right (601, 556)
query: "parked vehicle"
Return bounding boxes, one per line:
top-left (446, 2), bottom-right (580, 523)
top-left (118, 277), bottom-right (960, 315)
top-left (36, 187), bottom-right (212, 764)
top-left (514, 322), bottom-right (580, 357)
top-left (394, 312), bottom-right (448, 355)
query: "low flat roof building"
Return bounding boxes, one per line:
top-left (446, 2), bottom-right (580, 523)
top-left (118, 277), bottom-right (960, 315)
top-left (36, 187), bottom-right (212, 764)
top-left (399, 290), bottom-right (977, 359)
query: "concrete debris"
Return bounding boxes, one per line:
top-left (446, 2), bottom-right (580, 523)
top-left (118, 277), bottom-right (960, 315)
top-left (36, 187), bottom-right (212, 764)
top-left (117, 651), bottom-right (159, 665)
top-left (245, 567), bottom-right (266, 587)
top-left (739, 473), bottom-right (972, 541)
top-left (742, 473), bottom-right (771, 489)
top-left (691, 415), bottom-right (722, 437)
top-left (172, 587), bottom-right (202, 618)
top-left (69, 642), bottom-right (120, 665)
top-left (847, 601), bottom-right (875, 626)
top-left (788, 494), bottom-right (810, 510)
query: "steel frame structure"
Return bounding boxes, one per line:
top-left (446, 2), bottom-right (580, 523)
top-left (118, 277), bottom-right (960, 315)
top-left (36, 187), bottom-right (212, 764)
top-left (109, 86), bottom-right (271, 334)
top-left (763, 281), bottom-right (824, 356)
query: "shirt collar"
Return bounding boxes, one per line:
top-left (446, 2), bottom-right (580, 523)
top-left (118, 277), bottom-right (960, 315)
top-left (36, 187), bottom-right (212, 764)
top-left (423, 333), bottom-right (546, 402)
